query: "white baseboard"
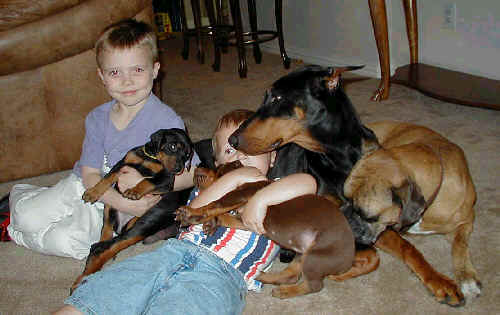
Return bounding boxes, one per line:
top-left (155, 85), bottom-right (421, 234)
top-left (260, 43), bottom-right (395, 79)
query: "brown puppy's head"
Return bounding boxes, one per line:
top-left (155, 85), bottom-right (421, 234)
top-left (194, 161), bottom-right (243, 191)
top-left (228, 65), bottom-right (369, 155)
top-left (145, 128), bottom-right (194, 174)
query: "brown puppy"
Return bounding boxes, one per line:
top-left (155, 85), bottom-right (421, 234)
top-left (176, 161), bottom-right (357, 299)
top-left (228, 66), bottom-right (480, 306)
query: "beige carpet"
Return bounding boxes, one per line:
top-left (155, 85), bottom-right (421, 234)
top-left (1, 37), bottom-right (499, 314)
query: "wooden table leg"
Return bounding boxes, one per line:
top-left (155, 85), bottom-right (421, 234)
top-left (368, 0), bottom-right (390, 101)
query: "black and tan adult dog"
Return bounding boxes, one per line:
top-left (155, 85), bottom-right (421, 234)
top-left (227, 66), bottom-right (481, 306)
top-left (71, 128), bottom-right (194, 292)
top-left (176, 160), bottom-right (356, 299)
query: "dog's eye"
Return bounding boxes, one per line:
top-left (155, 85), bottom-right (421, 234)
top-left (169, 143), bottom-right (178, 152)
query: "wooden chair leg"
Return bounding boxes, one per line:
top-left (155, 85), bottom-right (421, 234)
top-left (191, 0), bottom-right (205, 64)
top-left (229, 0), bottom-right (247, 78)
top-left (247, 0), bottom-right (262, 64)
top-left (275, 0), bottom-right (290, 68)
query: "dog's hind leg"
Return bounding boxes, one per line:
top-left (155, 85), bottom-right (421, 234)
top-left (448, 219), bottom-right (481, 299)
top-left (271, 253), bottom-right (325, 299)
top-left (256, 254), bottom-right (303, 285)
top-left (272, 278), bottom-right (323, 299)
top-left (70, 234), bottom-right (144, 293)
top-left (99, 206), bottom-right (116, 242)
top-left (328, 246), bottom-right (380, 281)
top-left (375, 229), bottom-right (465, 306)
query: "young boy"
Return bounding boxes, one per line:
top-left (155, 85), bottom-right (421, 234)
top-left (54, 109), bottom-right (317, 315)
top-left (7, 19), bottom-right (199, 259)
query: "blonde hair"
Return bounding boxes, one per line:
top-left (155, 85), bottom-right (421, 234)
top-left (212, 109), bottom-right (255, 157)
top-left (95, 19), bottom-right (158, 68)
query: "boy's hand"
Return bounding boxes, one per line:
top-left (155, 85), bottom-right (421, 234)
top-left (117, 166), bottom-right (161, 216)
top-left (117, 166), bottom-right (144, 192)
top-left (129, 194), bottom-right (161, 216)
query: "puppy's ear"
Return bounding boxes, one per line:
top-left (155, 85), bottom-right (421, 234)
top-left (325, 65), bottom-right (365, 92)
top-left (148, 129), bottom-right (166, 153)
top-left (391, 179), bottom-right (426, 231)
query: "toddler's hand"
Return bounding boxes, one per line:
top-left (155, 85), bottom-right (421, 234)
top-left (240, 195), bottom-right (267, 234)
top-left (232, 167), bottom-right (267, 186)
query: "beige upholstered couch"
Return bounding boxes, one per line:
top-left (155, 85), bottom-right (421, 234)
top-left (0, 0), bottom-right (155, 183)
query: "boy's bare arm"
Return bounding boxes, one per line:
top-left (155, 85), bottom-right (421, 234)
top-left (241, 173), bottom-right (317, 234)
top-left (189, 167), bottom-right (267, 209)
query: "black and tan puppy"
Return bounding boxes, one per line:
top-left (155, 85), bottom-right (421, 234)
top-left (227, 66), bottom-right (480, 306)
top-left (176, 160), bottom-right (356, 299)
top-left (72, 128), bottom-right (193, 292)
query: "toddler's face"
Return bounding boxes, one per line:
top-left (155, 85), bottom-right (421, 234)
top-left (214, 124), bottom-right (275, 175)
top-left (98, 45), bottom-right (160, 108)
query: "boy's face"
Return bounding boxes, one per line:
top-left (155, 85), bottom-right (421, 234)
top-left (214, 124), bottom-right (275, 175)
top-left (97, 45), bottom-right (160, 108)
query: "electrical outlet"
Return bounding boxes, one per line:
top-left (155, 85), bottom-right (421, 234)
top-left (443, 2), bottom-right (457, 30)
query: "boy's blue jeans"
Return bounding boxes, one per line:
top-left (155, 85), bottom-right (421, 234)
top-left (66, 239), bottom-right (248, 315)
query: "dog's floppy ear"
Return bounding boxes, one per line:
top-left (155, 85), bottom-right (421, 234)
top-left (391, 179), bottom-right (426, 231)
top-left (325, 65), bottom-right (365, 92)
top-left (147, 129), bottom-right (166, 153)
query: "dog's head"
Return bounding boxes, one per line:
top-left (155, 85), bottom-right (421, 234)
top-left (145, 128), bottom-right (194, 174)
top-left (229, 65), bottom-right (374, 155)
top-left (194, 161), bottom-right (243, 191)
top-left (352, 179), bottom-right (427, 244)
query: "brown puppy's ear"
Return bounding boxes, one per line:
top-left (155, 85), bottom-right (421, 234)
top-left (391, 179), bottom-right (426, 231)
top-left (325, 65), bottom-right (365, 92)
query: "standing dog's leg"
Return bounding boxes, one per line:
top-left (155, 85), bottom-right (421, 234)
top-left (375, 229), bottom-right (465, 306)
top-left (448, 220), bottom-right (481, 299)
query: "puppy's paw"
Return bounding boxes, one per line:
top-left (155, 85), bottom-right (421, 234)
top-left (82, 188), bottom-right (101, 203)
top-left (202, 218), bottom-right (218, 235)
top-left (122, 187), bottom-right (144, 200)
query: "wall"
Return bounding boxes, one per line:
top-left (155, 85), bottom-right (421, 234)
top-left (251, 0), bottom-right (500, 80)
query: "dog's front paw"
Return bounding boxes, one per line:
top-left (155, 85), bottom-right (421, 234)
top-left (202, 218), bottom-right (218, 235)
top-left (82, 187), bottom-right (101, 203)
top-left (122, 187), bottom-right (144, 200)
top-left (175, 206), bottom-right (206, 225)
top-left (460, 278), bottom-right (482, 300)
top-left (426, 274), bottom-right (465, 307)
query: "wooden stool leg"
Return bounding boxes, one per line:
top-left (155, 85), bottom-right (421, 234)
top-left (204, 0), bottom-right (221, 71)
top-left (275, 0), bottom-right (290, 69)
top-left (247, 0), bottom-right (262, 64)
top-left (229, 0), bottom-right (247, 78)
top-left (191, 0), bottom-right (205, 64)
top-left (180, 0), bottom-right (190, 60)
top-left (368, 0), bottom-right (390, 101)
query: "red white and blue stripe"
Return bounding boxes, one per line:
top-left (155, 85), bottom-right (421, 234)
top-left (178, 189), bottom-right (280, 291)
